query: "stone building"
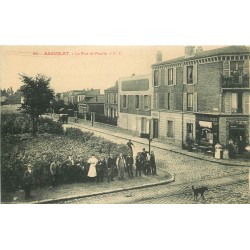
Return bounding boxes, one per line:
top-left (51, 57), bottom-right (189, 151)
top-left (104, 83), bottom-right (118, 118)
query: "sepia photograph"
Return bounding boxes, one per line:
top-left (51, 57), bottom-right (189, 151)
top-left (1, 45), bottom-right (249, 204)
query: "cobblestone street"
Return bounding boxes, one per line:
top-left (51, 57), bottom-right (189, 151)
top-left (59, 122), bottom-right (249, 204)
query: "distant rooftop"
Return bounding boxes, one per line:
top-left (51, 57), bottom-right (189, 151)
top-left (104, 85), bottom-right (118, 92)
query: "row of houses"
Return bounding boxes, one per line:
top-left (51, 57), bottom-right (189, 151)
top-left (116, 46), bottom-right (250, 149)
top-left (57, 45), bottom-right (250, 149)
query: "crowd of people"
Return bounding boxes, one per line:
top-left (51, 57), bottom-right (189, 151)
top-left (22, 140), bottom-right (157, 199)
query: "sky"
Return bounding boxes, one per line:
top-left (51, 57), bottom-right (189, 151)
top-left (0, 45), bottom-right (223, 93)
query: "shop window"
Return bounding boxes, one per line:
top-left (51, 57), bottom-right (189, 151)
top-left (187, 66), bottom-right (193, 84)
top-left (167, 120), bottom-right (174, 138)
top-left (168, 68), bottom-right (173, 85)
top-left (122, 95), bottom-right (127, 108)
top-left (187, 93), bottom-right (193, 111)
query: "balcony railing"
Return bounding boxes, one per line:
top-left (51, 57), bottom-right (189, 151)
top-left (220, 73), bottom-right (249, 88)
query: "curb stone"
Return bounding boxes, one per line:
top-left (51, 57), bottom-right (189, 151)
top-left (28, 172), bottom-right (175, 204)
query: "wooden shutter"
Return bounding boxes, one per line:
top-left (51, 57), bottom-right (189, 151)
top-left (243, 93), bottom-right (250, 115)
top-left (243, 59), bottom-right (249, 75)
top-left (126, 95), bottom-right (128, 109)
top-left (120, 95), bottom-right (123, 109)
top-left (223, 61), bottom-right (230, 77)
top-left (183, 65), bottom-right (187, 84)
top-left (170, 93), bottom-right (174, 110)
top-left (161, 68), bottom-right (165, 85)
top-left (173, 67), bottom-right (177, 85)
top-left (158, 69), bottom-right (162, 85)
top-left (148, 95), bottom-right (151, 110)
top-left (140, 95), bottom-right (144, 110)
top-left (225, 92), bottom-right (231, 114)
top-left (166, 67), bottom-right (169, 85)
top-left (193, 92), bottom-right (198, 111)
top-left (193, 64), bottom-right (198, 84)
top-left (183, 92), bottom-right (187, 111)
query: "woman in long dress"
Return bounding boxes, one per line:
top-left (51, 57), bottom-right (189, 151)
top-left (87, 154), bottom-right (98, 181)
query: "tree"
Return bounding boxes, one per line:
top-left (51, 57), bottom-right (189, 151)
top-left (19, 74), bottom-right (54, 135)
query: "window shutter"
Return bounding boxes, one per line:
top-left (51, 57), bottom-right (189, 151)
top-left (164, 93), bottom-right (168, 109)
top-left (173, 67), bottom-right (177, 85)
top-left (120, 95), bottom-right (123, 109)
top-left (166, 67), bottom-right (169, 85)
top-left (223, 61), bottom-right (230, 77)
top-left (243, 60), bottom-right (249, 75)
top-left (149, 95), bottom-right (151, 109)
top-left (225, 92), bottom-right (231, 114)
top-left (170, 93), bottom-right (174, 110)
top-left (126, 95), bottom-right (128, 108)
top-left (193, 64), bottom-right (198, 84)
top-left (183, 65), bottom-right (187, 84)
top-left (140, 95), bottom-right (144, 110)
top-left (193, 92), bottom-right (198, 111)
top-left (243, 93), bottom-right (250, 115)
top-left (183, 93), bottom-right (187, 111)
top-left (161, 68), bottom-right (165, 85)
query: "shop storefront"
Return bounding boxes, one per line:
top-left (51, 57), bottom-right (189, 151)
top-left (195, 114), bottom-right (219, 146)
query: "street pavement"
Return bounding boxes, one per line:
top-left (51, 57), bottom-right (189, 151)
top-left (57, 120), bottom-right (250, 204)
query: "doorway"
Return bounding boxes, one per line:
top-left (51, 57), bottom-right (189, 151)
top-left (153, 119), bottom-right (159, 138)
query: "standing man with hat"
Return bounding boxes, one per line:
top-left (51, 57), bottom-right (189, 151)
top-left (23, 164), bottom-right (35, 199)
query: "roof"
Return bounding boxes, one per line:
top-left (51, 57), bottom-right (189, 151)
top-left (153, 46), bottom-right (250, 66)
top-left (104, 85), bottom-right (118, 92)
top-left (82, 95), bottom-right (105, 104)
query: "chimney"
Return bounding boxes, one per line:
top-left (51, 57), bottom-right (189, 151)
top-left (156, 51), bottom-right (162, 63)
top-left (115, 80), bottom-right (118, 86)
top-left (184, 46), bottom-right (195, 58)
top-left (132, 73), bottom-right (135, 76)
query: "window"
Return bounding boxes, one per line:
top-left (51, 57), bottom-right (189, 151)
top-left (167, 120), bottom-right (174, 138)
top-left (186, 123), bottom-right (193, 139)
top-left (187, 66), bottom-right (193, 84)
top-left (187, 93), bottom-right (193, 111)
top-left (122, 95), bottom-right (127, 108)
top-left (223, 61), bottom-right (230, 77)
top-left (144, 95), bottom-right (150, 109)
top-left (135, 95), bottom-right (140, 109)
top-left (154, 70), bottom-right (159, 86)
top-left (168, 68), bottom-right (173, 85)
top-left (231, 92), bottom-right (243, 113)
top-left (114, 93), bottom-right (117, 104)
top-left (106, 93), bottom-right (109, 103)
top-left (161, 69), bottom-right (165, 85)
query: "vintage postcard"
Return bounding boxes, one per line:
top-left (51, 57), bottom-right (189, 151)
top-left (1, 45), bottom-right (250, 204)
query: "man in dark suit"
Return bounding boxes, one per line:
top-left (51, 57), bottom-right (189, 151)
top-left (126, 153), bottom-right (134, 178)
top-left (107, 153), bottom-right (116, 182)
top-left (23, 164), bottom-right (35, 199)
top-left (150, 151), bottom-right (157, 176)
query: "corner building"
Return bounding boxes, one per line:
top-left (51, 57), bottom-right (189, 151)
top-left (151, 46), bottom-right (250, 148)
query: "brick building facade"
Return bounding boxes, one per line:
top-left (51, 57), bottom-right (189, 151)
top-left (151, 46), bottom-right (250, 149)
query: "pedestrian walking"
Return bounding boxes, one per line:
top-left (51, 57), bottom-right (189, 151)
top-left (23, 164), bottom-right (35, 199)
top-left (116, 153), bottom-right (126, 180)
top-left (96, 156), bottom-right (106, 183)
top-left (107, 153), bottom-right (116, 182)
top-left (127, 140), bottom-right (135, 157)
top-left (126, 153), bottom-right (134, 178)
top-left (150, 151), bottom-right (157, 176)
top-left (87, 154), bottom-right (98, 182)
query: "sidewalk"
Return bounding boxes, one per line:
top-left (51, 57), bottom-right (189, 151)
top-left (67, 117), bottom-right (250, 168)
top-left (6, 168), bottom-right (173, 204)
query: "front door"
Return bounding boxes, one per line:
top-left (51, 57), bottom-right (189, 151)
top-left (153, 119), bottom-right (159, 138)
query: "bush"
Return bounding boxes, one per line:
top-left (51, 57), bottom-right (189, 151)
top-left (65, 127), bottom-right (94, 142)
